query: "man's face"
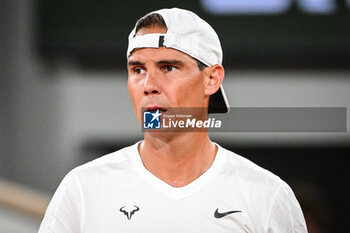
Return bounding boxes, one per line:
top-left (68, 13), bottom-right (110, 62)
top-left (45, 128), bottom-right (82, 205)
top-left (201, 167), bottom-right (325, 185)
top-left (127, 27), bottom-right (209, 125)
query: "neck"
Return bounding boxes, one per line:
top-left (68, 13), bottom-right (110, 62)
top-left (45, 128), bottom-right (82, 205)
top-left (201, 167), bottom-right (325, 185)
top-left (138, 132), bottom-right (217, 187)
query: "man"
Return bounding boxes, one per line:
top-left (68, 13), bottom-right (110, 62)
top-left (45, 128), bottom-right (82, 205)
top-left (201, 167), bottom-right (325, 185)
top-left (39, 8), bottom-right (307, 233)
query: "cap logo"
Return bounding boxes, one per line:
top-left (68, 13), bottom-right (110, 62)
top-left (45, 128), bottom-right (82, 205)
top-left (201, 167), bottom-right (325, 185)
top-left (158, 35), bottom-right (165, 47)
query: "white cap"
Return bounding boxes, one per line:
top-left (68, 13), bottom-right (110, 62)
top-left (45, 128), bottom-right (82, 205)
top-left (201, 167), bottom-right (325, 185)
top-left (127, 8), bottom-right (229, 113)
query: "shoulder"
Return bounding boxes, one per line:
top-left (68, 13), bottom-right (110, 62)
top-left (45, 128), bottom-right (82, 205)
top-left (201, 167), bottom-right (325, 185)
top-left (67, 142), bottom-right (140, 179)
top-left (216, 144), bottom-right (307, 231)
top-left (217, 144), bottom-right (286, 189)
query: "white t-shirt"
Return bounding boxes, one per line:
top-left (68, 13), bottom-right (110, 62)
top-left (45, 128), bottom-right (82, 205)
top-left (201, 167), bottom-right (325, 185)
top-left (38, 142), bottom-right (308, 233)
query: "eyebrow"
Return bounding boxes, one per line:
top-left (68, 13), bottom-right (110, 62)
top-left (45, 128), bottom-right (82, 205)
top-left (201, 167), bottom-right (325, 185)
top-left (128, 61), bottom-right (145, 66)
top-left (157, 60), bottom-right (184, 66)
top-left (127, 59), bottom-right (185, 67)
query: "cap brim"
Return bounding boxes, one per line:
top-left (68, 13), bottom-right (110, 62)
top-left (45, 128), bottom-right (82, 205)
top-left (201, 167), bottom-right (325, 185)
top-left (208, 85), bottom-right (230, 114)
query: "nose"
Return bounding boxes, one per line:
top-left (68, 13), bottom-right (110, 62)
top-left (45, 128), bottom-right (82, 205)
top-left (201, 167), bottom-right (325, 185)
top-left (144, 71), bottom-right (160, 95)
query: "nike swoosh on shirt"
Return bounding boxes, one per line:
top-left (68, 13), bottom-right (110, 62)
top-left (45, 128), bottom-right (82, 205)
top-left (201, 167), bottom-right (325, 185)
top-left (214, 208), bottom-right (242, 218)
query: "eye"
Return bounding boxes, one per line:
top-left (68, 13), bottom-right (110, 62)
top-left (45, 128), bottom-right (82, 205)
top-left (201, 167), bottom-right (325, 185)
top-left (161, 65), bottom-right (178, 72)
top-left (133, 67), bottom-right (146, 75)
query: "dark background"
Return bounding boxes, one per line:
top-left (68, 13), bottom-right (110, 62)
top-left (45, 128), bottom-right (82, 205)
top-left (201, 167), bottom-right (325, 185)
top-left (37, 0), bottom-right (350, 69)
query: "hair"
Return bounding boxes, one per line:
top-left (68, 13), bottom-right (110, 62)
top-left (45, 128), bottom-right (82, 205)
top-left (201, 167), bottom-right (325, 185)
top-left (135, 13), bottom-right (208, 71)
top-left (135, 13), bottom-right (167, 32)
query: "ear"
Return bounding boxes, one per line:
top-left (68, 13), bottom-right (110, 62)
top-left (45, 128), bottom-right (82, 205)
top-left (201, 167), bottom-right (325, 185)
top-left (204, 64), bottom-right (224, 96)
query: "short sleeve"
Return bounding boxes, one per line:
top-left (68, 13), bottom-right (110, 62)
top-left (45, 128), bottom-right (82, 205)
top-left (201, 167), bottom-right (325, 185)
top-left (265, 183), bottom-right (308, 233)
top-left (38, 171), bottom-right (82, 233)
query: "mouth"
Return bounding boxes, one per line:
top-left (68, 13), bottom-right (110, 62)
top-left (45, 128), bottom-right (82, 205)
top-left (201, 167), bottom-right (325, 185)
top-left (144, 106), bottom-right (168, 113)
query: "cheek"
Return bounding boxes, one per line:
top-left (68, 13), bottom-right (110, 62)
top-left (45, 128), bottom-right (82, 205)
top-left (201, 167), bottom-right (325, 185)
top-left (128, 82), bottom-right (135, 103)
top-left (128, 80), bottom-right (143, 124)
top-left (128, 80), bottom-right (141, 109)
top-left (171, 75), bottom-right (205, 106)
top-left (128, 78), bottom-right (141, 101)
